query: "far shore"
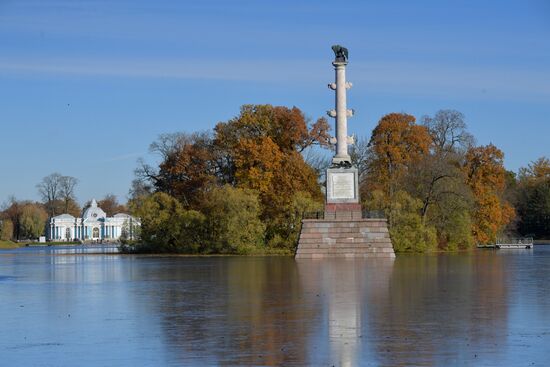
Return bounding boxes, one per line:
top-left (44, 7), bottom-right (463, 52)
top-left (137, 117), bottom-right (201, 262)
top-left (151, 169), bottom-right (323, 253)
top-left (2, 239), bottom-right (549, 254)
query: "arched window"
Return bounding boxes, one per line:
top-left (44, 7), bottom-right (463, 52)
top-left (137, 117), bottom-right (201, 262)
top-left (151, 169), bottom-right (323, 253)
top-left (92, 227), bottom-right (100, 238)
top-left (65, 228), bottom-right (71, 240)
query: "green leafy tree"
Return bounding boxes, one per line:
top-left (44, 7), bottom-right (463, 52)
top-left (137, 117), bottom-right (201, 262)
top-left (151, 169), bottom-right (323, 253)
top-left (387, 191), bottom-right (437, 253)
top-left (516, 157), bottom-right (550, 238)
top-left (267, 191), bottom-right (323, 251)
top-left (202, 186), bottom-right (265, 254)
top-left (0, 219), bottom-right (14, 241)
top-left (129, 192), bottom-right (205, 253)
top-left (20, 204), bottom-right (48, 239)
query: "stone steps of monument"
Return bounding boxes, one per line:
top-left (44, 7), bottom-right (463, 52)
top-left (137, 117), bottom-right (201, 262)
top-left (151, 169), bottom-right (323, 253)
top-left (296, 242), bottom-right (393, 249)
top-left (299, 227), bottom-right (389, 235)
top-left (295, 218), bottom-right (395, 258)
top-left (300, 228), bottom-right (389, 235)
top-left (295, 253), bottom-right (396, 259)
top-left (301, 220), bottom-right (388, 226)
top-left (298, 235), bottom-right (391, 243)
top-left (299, 232), bottom-right (390, 240)
top-left (296, 246), bottom-right (393, 253)
top-left (301, 223), bottom-right (389, 230)
top-left (302, 219), bottom-right (389, 225)
top-left (296, 246), bottom-right (394, 254)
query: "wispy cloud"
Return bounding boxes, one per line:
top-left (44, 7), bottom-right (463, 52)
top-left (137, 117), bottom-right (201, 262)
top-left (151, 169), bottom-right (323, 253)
top-left (1, 57), bottom-right (549, 101)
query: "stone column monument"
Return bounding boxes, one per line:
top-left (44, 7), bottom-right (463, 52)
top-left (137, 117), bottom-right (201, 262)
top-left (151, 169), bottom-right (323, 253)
top-left (327, 44), bottom-right (353, 165)
top-left (295, 45), bottom-right (394, 259)
top-left (325, 45), bottom-right (360, 219)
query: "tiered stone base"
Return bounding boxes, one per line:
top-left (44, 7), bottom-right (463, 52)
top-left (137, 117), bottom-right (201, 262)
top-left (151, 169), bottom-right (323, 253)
top-left (295, 218), bottom-right (395, 259)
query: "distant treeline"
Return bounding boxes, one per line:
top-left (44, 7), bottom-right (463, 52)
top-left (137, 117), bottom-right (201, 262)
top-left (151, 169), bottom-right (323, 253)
top-left (0, 189), bottom-right (127, 242)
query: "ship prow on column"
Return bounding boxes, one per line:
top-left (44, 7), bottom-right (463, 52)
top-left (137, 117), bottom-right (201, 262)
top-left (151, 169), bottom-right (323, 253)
top-left (295, 45), bottom-right (395, 259)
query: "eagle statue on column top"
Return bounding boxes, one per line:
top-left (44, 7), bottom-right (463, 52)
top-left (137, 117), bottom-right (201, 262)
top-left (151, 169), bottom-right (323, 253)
top-left (331, 45), bottom-right (348, 62)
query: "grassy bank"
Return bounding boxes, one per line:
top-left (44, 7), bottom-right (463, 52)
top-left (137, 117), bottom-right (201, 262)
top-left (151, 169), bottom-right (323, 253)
top-left (0, 240), bottom-right (23, 249)
top-left (119, 242), bottom-right (293, 256)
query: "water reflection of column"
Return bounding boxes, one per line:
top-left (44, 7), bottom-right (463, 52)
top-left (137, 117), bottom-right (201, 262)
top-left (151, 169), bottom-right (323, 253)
top-left (324, 258), bottom-right (395, 367)
top-left (327, 261), bottom-right (361, 367)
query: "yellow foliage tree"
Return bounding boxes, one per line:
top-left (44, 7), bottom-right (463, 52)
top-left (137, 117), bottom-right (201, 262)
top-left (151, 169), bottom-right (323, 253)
top-left (366, 113), bottom-right (432, 224)
top-left (463, 144), bottom-right (515, 244)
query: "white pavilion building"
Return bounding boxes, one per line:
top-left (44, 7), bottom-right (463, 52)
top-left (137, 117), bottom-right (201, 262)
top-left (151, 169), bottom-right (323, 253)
top-left (47, 199), bottom-right (140, 242)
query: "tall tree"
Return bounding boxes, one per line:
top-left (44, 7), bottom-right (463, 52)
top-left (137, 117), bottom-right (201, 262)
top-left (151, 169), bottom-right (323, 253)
top-left (20, 203), bottom-right (48, 239)
top-left (0, 219), bottom-right (14, 241)
top-left (463, 144), bottom-right (515, 243)
top-left (59, 175), bottom-right (78, 214)
top-left (2, 197), bottom-right (24, 240)
top-left (37, 173), bottom-right (62, 216)
top-left (37, 173), bottom-right (78, 216)
top-left (518, 157), bottom-right (550, 181)
top-left (365, 113), bottom-right (432, 223)
top-left (98, 194), bottom-right (127, 216)
top-left (214, 105), bottom-right (327, 248)
top-left (137, 132), bottom-right (217, 208)
top-left (516, 157), bottom-right (550, 238)
top-left (422, 109), bottom-right (474, 154)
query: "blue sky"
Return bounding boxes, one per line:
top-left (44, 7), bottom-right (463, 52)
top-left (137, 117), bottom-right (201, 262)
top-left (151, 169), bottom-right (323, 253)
top-left (1, 0), bottom-right (549, 205)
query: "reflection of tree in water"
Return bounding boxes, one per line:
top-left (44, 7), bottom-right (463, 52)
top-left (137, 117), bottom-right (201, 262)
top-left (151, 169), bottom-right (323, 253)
top-left (141, 253), bottom-right (511, 365)
top-left (367, 253), bottom-right (508, 366)
top-left (149, 257), bottom-right (319, 366)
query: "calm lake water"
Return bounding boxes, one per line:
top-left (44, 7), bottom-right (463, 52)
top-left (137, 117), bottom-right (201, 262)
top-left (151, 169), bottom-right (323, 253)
top-left (1, 246), bottom-right (550, 366)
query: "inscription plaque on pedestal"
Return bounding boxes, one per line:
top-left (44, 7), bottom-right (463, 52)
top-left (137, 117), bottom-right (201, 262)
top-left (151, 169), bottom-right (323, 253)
top-left (326, 167), bottom-right (359, 203)
top-left (331, 172), bottom-right (355, 199)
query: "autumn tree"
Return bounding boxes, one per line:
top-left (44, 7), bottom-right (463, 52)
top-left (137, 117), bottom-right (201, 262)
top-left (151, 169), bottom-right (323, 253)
top-left (402, 154), bottom-right (474, 249)
top-left (2, 197), bottom-right (24, 240)
top-left (463, 144), bottom-right (515, 243)
top-left (137, 132), bottom-right (218, 208)
top-left (365, 113), bottom-right (432, 223)
top-left (213, 105), bottom-right (329, 249)
top-left (516, 157), bottom-right (550, 238)
top-left (98, 194), bottom-right (127, 216)
top-left (1, 198), bottom-right (48, 240)
top-left (518, 157), bottom-right (550, 181)
top-left (133, 104), bottom-right (330, 253)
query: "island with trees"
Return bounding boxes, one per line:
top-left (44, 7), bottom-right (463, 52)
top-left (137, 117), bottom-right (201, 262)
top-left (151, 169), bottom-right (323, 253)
top-left (1, 105), bottom-right (549, 254)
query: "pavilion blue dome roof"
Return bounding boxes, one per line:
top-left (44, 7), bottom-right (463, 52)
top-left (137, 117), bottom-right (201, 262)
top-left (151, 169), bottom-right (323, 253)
top-left (82, 199), bottom-right (106, 220)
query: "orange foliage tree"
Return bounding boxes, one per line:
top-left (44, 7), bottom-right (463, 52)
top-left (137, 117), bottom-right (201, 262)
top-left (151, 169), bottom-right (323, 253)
top-left (366, 113), bottom-right (432, 208)
top-left (463, 144), bottom-right (515, 244)
top-left (153, 133), bottom-right (218, 208)
top-left (141, 104), bottom-right (330, 251)
top-left (214, 105), bottom-right (328, 247)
